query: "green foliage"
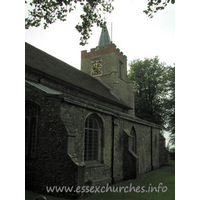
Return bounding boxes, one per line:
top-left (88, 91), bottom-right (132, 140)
top-left (143, 0), bottom-right (175, 18)
top-left (164, 66), bottom-right (175, 145)
top-left (25, 0), bottom-right (175, 45)
top-left (25, 0), bottom-right (114, 45)
top-left (128, 57), bottom-right (175, 143)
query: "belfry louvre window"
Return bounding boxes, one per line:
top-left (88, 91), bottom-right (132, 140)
top-left (25, 101), bottom-right (39, 158)
top-left (130, 127), bottom-right (136, 153)
top-left (84, 115), bottom-right (100, 161)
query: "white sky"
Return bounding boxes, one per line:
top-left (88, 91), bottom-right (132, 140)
top-left (25, 0), bottom-right (175, 70)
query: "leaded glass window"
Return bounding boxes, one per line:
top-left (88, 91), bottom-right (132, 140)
top-left (84, 115), bottom-right (100, 161)
top-left (130, 128), bottom-right (136, 153)
top-left (25, 101), bottom-right (39, 157)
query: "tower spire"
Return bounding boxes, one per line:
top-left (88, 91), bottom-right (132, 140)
top-left (97, 25), bottom-right (111, 49)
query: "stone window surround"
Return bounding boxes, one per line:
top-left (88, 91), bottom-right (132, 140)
top-left (130, 127), bottom-right (136, 154)
top-left (25, 100), bottom-right (39, 158)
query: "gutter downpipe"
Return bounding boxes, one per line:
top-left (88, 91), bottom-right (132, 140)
top-left (151, 126), bottom-right (153, 170)
top-left (111, 115), bottom-right (115, 184)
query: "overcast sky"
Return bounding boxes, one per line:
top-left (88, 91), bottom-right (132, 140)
top-left (25, 0), bottom-right (175, 70)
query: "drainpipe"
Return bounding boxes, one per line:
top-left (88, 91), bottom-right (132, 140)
top-left (111, 115), bottom-right (115, 184)
top-left (151, 127), bottom-right (153, 170)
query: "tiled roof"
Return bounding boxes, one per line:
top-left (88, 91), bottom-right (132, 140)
top-left (25, 42), bottom-right (131, 109)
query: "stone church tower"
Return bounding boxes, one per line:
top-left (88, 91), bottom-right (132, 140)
top-left (81, 26), bottom-right (135, 115)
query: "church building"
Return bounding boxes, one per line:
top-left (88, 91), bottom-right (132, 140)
top-left (25, 26), bottom-right (169, 198)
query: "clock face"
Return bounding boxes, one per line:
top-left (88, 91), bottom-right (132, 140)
top-left (91, 62), bottom-right (102, 76)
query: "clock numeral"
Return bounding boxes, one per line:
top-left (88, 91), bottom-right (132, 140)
top-left (91, 62), bottom-right (102, 76)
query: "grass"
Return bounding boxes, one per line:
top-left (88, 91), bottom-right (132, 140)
top-left (25, 161), bottom-right (175, 200)
top-left (86, 160), bottom-right (175, 200)
top-left (25, 190), bottom-right (66, 200)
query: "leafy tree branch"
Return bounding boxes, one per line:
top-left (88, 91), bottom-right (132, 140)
top-left (25, 0), bottom-right (114, 45)
top-left (25, 0), bottom-right (175, 45)
top-left (143, 0), bottom-right (175, 18)
top-left (128, 57), bottom-right (175, 145)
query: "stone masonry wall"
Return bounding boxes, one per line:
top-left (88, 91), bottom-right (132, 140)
top-left (81, 48), bottom-right (135, 115)
top-left (159, 134), bottom-right (170, 166)
top-left (25, 85), bottom-right (79, 198)
top-left (26, 79), bottom-right (166, 197)
top-left (81, 44), bottom-right (127, 63)
top-left (60, 101), bottom-right (113, 186)
top-left (152, 128), bottom-right (160, 169)
top-left (134, 124), bottom-right (151, 174)
top-left (119, 120), bottom-right (151, 175)
top-left (123, 130), bottom-right (138, 180)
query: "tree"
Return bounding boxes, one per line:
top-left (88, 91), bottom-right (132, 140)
top-left (164, 66), bottom-right (175, 145)
top-left (128, 57), bottom-right (175, 138)
top-left (25, 0), bottom-right (175, 45)
top-left (25, 0), bottom-right (114, 45)
top-left (143, 0), bottom-right (175, 18)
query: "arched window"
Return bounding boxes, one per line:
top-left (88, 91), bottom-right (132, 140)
top-left (84, 115), bottom-right (101, 162)
top-left (130, 127), bottom-right (136, 153)
top-left (25, 101), bottom-right (39, 157)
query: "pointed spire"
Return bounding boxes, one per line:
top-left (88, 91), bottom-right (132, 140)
top-left (97, 25), bottom-right (111, 49)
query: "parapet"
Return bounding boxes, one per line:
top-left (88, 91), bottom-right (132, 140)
top-left (81, 43), bottom-right (127, 62)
